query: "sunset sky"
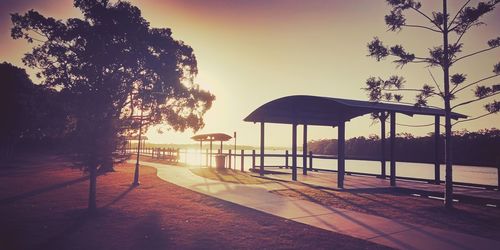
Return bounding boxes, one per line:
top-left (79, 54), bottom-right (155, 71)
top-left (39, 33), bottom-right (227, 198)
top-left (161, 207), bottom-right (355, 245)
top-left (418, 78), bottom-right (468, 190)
top-left (1, 0), bottom-right (499, 147)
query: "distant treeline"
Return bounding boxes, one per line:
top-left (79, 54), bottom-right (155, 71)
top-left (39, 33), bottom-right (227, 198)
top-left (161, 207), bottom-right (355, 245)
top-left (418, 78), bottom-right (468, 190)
top-left (307, 128), bottom-right (500, 167)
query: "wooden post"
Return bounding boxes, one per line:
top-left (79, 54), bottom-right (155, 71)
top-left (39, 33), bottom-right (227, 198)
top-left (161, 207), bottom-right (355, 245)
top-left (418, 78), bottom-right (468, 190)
top-left (252, 150), bottom-right (256, 170)
top-left (285, 150), bottom-right (289, 169)
top-left (303, 124), bottom-right (308, 175)
top-left (241, 149), bottom-right (245, 172)
top-left (260, 122), bottom-right (265, 176)
top-left (434, 115), bottom-right (441, 185)
top-left (497, 165), bottom-right (500, 191)
top-left (292, 123), bottom-right (298, 181)
top-left (390, 112), bottom-right (396, 187)
top-left (234, 132), bottom-right (237, 170)
top-left (380, 114), bottom-right (387, 179)
top-left (206, 148), bottom-right (209, 167)
top-left (183, 148), bottom-right (186, 164)
top-left (228, 149), bottom-right (232, 169)
top-left (209, 140), bottom-right (213, 167)
top-left (337, 121), bottom-right (345, 189)
top-left (309, 151), bottom-right (313, 170)
top-left (200, 140), bottom-right (203, 166)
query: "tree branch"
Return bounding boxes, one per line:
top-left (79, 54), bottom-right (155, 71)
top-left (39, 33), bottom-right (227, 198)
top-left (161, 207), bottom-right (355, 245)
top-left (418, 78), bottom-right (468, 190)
top-left (380, 88), bottom-right (432, 93)
top-left (452, 23), bottom-right (470, 47)
top-left (402, 24), bottom-right (442, 33)
top-left (27, 28), bottom-right (49, 40)
top-left (448, 0), bottom-right (471, 29)
top-left (452, 92), bottom-right (500, 110)
top-left (410, 7), bottom-right (444, 31)
top-left (452, 46), bottom-right (498, 64)
top-left (452, 74), bottom-right (498, 95)
top-left (25, 35), bottom-right (46, 44)
top-left (428, 69), bottom-right (444, 96)
top-left (453, 112), bottom-right (495, 126)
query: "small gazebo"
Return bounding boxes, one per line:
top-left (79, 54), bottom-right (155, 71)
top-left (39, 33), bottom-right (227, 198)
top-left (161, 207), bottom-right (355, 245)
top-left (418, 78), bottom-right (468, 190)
top-left (191, 133), bottom-right (232, 167)
top-left (124, 135), bottom-right (149, 152)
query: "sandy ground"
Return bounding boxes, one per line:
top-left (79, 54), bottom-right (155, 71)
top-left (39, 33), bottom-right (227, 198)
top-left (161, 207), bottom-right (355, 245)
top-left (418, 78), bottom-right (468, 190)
top-left (0, 154), bottom-right (389, 250)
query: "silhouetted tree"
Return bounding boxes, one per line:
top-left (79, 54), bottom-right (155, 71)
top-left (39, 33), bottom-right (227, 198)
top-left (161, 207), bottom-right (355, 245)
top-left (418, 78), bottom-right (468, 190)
top-left (365, 0), bottom-right (499, 208)
top-left (0, 62), bottom-right (66, 159)
top-left (0, 62), bottom-right (36, 159)
top-left (11, 0), bottom-right (214, 213)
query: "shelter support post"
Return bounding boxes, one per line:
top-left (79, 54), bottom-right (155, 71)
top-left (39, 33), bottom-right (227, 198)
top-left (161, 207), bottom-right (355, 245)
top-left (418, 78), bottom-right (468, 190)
top-left (210, 140), bottom-right (213, 167)
top-left (337, 121), bottom-right (345, 189)
top-left (252, 150), bottom-right (256, 170)
top-left (303, 124), bottom-right (308, 175)
top-left (228, 149), bottom-right (232, 169)
top-left (390, 112), bottom-right (396, 187)
top-left (292, 123), bottom-right (298, 181)
top-left (260, 122), bottom-right (265, 176)
top-left (241, 150), bottom-right (245, 172)
top-left (434, 115), bottom-right (441, 185)
top-left (380, 114), bottom-right (386, 179)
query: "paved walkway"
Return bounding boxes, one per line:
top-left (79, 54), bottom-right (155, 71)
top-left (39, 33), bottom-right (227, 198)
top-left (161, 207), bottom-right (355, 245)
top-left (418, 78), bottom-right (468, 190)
top-left (136, 161), bottom-right (500, 250)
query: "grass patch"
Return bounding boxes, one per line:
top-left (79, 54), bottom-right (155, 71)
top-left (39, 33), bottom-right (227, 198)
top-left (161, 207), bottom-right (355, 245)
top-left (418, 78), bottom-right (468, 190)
top-left (0, 154), bottom-right (390, 249)
top-left (190, 168), bottom-right (273, 184)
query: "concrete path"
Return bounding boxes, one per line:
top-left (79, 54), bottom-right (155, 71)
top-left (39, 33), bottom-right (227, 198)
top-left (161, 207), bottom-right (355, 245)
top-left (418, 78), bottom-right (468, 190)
top-left (136, 161), bottom-right (500, 250)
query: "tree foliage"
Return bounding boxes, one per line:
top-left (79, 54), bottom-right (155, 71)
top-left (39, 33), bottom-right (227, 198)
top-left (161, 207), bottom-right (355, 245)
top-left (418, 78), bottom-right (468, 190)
top-left (365, 0), bottom-right (499, 116)
top-left (0, 62), bottom-right (67, 159)
top-left (11, 0), bottom-right (215, 211)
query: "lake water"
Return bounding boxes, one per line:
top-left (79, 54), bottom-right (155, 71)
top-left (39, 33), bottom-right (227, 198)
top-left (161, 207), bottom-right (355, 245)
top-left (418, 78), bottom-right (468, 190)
top-left (178, 149), bottom-right (498, 186)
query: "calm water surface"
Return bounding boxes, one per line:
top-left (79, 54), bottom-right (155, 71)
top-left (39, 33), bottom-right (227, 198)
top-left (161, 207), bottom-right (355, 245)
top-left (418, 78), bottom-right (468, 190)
top-left (177, 149), bottom-right (497, 186)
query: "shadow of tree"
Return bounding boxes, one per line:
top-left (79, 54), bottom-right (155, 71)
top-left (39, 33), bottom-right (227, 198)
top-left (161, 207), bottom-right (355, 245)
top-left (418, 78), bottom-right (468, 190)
top-left (103, 185), bottom-right (136, 208)
top-left (272, 182), bottom-right (500, 240)
top-left (0, 176), bottom-right (89, 205)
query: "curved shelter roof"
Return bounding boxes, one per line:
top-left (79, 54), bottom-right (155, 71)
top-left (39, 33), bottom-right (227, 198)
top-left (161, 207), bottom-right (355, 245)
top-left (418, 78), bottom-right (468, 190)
top-left (244, 95), bottom-right (466, 126)
top-left (191, 133), bottom-right (232, 142)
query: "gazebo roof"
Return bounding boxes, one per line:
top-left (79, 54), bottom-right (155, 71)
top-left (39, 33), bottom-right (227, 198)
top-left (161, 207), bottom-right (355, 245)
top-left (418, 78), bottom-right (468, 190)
top-left (244, 95), bottom-right (466, 126)
top-left (191, 133), bottom-right (232, 142)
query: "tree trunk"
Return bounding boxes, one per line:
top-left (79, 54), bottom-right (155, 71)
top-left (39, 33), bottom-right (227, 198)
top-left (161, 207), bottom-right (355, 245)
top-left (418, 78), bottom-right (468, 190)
top-left (99, 155), bottom-right (114, 173)
top-left (88, 164), bottom-right (97, 213)
top-left (442, 0), bottom-right (454, 209)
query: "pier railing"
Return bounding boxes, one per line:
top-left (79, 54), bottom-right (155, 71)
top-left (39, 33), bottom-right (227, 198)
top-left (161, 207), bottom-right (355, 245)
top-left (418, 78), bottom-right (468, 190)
top-left (122, 147), bottom-right (500, 191)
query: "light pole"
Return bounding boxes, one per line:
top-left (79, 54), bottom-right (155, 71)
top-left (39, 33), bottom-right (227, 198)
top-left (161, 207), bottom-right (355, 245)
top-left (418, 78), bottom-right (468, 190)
top-left (133, 108), bottom-right (143, 186)
top-left (131, 90), bottom-right (166, 185)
